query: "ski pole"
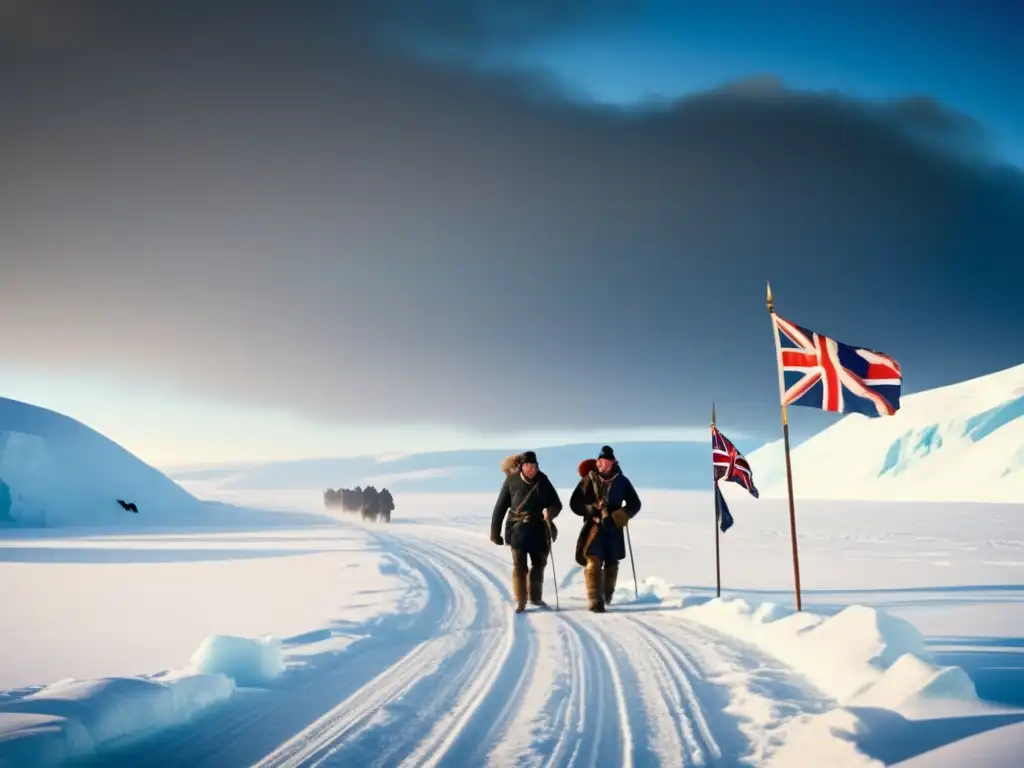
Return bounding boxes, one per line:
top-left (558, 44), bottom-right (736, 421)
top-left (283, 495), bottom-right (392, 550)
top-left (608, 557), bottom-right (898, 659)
top-left (625, 525), bottom-right (638, 600)
top-left (546, 520), bottom-right (560, 611)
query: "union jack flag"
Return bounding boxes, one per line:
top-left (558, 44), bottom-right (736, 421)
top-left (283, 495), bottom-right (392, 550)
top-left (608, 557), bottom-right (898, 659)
top-left (712, 425), bottom-right (759, 498)
top-left (772, 313), bottom-right (902, 418)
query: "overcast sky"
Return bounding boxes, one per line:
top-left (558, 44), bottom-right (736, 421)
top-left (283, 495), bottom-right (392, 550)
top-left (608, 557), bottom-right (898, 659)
top-left (2, 0), bottom-right (1021, 466)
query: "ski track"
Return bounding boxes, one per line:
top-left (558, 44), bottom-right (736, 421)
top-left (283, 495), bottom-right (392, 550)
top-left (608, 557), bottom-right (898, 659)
top-left (255, 532), bottom-right (536, 768)
top-left (70, 520), bottom-right (833, 767)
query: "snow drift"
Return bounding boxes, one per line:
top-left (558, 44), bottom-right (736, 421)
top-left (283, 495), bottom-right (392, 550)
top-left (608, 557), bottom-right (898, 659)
top-left (0, 630), bottom-right (295, 766)
top-left (678, 597), bottom-right (1006, 767)
top-left (747, 362), bottom-right (1024, 501)
top-left (681, 598), bottom-right (979, 710)
top-left (0, 396), bottom-right (326, 528)
top-left (0, 671), bottom-right (234, 766)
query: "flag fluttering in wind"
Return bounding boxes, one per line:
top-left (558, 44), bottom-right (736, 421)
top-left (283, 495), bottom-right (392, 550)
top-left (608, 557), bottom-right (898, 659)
top-left (711, 425), bottom-right (758, 533)
top-left (766, 281), bottom-right (903, 612)
top-left (712, 425), bottom-right (759, 498)
top-left (771, 313), bottom-right (903, 418)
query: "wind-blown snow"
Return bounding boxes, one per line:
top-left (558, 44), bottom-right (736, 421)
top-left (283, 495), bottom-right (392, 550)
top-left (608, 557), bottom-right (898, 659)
top-left (747, 362), bottom-right (1024, 501)
top-left (0, 397), bottom-right (327, 528)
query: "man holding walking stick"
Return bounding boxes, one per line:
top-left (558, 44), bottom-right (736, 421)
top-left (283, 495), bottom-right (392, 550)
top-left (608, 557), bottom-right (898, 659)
top-left (491, 451), bottom-right (563, 613)
top-left (570, 446), bottom-right (642, 613)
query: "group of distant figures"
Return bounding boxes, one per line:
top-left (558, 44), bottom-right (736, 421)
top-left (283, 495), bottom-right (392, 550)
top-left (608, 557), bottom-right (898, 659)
top-left (323, 485), bottom-right (395, 523)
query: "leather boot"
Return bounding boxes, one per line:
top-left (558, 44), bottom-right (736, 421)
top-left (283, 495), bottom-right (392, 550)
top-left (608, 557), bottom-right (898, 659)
top-left (603, 560), bottom-right (619, 605)
top-left (585, 556), bottom-right (605, 612)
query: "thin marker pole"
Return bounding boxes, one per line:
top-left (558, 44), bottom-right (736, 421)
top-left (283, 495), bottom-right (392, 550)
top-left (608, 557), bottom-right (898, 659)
top-left (711, 403), bottom-right (721, 598)
top-left (767, 281), bottom-right (803, 611)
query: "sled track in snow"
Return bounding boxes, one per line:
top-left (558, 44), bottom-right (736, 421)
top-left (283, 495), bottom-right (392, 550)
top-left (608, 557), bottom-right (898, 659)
top-left (254, 530), bottom-right (541, 768)
top-left (386, 525), bottom-right (834, 768)
top-left (390, 531), bottom-right (734, 768)
top-left (74, 521), bottom-right (833, 767)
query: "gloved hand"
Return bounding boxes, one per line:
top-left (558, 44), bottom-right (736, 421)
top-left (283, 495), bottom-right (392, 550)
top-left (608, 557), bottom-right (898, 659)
top-left (491, 533), bottom-right (504, 546)
top-left (611, 508), bottom-right (629, 528)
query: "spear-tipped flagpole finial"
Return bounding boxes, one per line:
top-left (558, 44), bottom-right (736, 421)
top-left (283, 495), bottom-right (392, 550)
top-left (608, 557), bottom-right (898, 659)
top-left (766, 281), bottom-right (774, 313)
top-left (711, 402), bottom-right (717, 427)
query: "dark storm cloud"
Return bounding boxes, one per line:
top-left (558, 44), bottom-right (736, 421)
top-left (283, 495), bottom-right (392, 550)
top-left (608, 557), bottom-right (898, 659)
top-left (2, 1), bottom-right (1022, 436)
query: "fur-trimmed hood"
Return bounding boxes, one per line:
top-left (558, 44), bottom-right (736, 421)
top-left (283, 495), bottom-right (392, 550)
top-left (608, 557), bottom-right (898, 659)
top-left (500, 453), bottom-right (524, 476)
top-left (578, 457), bottom-right (621, 477)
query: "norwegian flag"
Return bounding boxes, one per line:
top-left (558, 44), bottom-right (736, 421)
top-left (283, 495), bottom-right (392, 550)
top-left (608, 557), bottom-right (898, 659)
top-left (771, 313), bottom-right (902, 418)
top-left (712, 425), bottom-right (759, 499)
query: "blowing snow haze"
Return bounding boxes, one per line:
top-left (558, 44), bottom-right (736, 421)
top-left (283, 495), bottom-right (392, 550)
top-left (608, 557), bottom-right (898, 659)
top-left (2, 0), bottom-right (1022, 456)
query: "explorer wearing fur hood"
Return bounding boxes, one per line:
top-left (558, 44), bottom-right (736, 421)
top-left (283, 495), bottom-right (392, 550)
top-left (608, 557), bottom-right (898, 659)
top-left (570, 445), bottom-right (641, 612)
top-left (491, 450), bottom-right (563, 613)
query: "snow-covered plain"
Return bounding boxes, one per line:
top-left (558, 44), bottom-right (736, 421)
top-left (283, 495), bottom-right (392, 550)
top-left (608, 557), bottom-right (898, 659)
top-left (2, 488), bottom-right (1022, 766)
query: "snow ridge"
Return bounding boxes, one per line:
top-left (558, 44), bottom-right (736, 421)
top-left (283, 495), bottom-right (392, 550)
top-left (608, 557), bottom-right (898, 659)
top-left (747, 362), bottom-right (1024, 501)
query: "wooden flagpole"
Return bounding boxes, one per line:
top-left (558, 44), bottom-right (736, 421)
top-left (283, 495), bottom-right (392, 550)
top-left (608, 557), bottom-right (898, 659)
top-left (767, 282), bottom-right (803, 611)
top-left (711, 403), bottom-right (721, 598)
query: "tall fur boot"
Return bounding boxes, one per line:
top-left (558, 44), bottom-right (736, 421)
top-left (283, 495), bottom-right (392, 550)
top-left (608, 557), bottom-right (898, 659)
top-left (528, 550), bottom-right (548, 606)
top-left (512, 568), bottom-right (527, 613)
top-left (585, 555), bottom-right (605, 612)
top-left (511, 550), bottom-right (528, 613)
top-left (603, 560), bottom-right (619, 605)
top-left (528, 568), bottom-right (545, 606)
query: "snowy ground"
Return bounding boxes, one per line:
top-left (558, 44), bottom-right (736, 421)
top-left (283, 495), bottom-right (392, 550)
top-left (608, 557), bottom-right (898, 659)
top-left (1, 489), bottom-right (1022, 766)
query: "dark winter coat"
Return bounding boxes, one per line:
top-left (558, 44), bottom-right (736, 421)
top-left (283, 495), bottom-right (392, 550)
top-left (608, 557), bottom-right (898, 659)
top-left (570, 467), bottom-right (641, 565)
top-left (491, 470), bottom-right (563, 553)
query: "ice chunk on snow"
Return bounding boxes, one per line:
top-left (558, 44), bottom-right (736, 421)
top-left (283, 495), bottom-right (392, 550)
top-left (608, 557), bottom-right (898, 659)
top-left (0, 633), bottom-right (288, 765)
top-left (188, 634), bottom-right (286, 686)
top-left (0, 673), bottom-right (233, 766)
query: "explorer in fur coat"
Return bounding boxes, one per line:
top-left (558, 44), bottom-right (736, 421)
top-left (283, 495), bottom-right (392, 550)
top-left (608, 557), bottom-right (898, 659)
top-left (570, 447), bottom-right (641, 611)
top-left (492, 451), bottom-right (562, 611)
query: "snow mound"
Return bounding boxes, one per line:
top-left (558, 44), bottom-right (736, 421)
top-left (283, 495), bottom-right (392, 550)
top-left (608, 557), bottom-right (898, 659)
top-left (681, 598), bottom-right (979, 708)
top-left (188, 634), bottom-right (286, 687)
top-left (627, 576), bottom-right (674, 604)
top-left (0, 672), bottom-right (233, 766)
top-left (855, 653), bottom-right (977, 710)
